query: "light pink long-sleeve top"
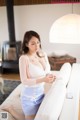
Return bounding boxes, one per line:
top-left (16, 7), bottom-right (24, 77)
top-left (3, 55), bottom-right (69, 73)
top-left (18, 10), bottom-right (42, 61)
top-left (19, 52), bottom-right (50, 87)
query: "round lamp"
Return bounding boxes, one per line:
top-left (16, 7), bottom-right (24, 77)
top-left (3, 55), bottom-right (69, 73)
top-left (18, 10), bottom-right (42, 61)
top-left (49, 14), bottom-right (80, 44)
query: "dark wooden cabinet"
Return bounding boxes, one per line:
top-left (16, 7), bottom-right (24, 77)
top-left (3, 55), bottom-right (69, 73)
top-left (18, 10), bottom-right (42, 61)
top-left (48, 55), bottom-right (76, 70)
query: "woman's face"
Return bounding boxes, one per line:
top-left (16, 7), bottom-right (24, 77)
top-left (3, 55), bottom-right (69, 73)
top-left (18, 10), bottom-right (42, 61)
top-left (27, 36), bottom-right (40, 53)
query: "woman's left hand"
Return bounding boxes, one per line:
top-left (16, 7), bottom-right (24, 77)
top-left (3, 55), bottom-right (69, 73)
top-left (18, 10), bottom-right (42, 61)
top-left (46, 74), bottom-right (56, 83)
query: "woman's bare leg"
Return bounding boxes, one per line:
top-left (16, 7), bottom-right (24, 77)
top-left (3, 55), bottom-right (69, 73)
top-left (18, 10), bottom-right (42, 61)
top-left (1, 105), bottom-right (24, 120)
top-left (25, 114), bottom-right (35, 120)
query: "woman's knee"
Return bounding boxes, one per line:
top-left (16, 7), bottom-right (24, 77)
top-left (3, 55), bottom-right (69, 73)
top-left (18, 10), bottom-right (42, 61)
top-left (25, 114), bottom-right (35, 120)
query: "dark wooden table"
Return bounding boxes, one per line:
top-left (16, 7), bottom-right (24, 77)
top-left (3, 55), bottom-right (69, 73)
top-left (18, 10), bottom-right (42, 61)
top-left (48, 55), bottom-right (76, 70)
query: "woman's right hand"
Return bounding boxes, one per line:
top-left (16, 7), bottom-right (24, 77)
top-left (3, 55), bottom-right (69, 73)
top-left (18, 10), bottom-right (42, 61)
top-left (43, 74), bottom-right (56, 83)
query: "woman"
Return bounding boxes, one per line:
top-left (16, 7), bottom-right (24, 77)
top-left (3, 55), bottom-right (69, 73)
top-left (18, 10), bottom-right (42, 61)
top-left (1, 30), bottom-right (56, 120)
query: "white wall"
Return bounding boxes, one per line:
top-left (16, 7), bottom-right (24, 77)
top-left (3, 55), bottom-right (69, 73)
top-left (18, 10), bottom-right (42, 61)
top-left (0, 7), bottom-right (9, 43)
top-left (0, 3), bottom-right (80, 62)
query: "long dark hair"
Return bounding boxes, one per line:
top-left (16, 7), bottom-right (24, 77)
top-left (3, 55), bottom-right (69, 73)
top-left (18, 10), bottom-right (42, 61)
top-left (21, 30), bottom-right (42, 57)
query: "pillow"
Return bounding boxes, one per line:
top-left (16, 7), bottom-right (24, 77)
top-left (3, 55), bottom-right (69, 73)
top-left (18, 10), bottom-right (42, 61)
top-left (34, 80), bottom-right (66, 120)
top-left (56, 62), bottom-right (71, 86)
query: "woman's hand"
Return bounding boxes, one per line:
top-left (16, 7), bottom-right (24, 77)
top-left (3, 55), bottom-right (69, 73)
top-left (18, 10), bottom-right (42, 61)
top-left (44, 74), bottom-right (56, 83)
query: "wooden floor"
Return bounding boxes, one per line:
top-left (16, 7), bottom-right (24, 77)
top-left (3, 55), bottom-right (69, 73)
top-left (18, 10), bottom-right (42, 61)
top-left (0, 73), bottom-right (80, 119)
top-left (0, 73), bottom-right (20, 81)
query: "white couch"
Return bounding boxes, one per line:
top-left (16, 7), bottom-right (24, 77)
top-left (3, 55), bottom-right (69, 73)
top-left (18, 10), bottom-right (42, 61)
top-left (0, 63), bottom-right (80, 120)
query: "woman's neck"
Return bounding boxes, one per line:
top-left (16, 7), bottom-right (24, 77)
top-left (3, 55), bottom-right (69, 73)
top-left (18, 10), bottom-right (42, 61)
top-left (27, 52), bottom-right (37, 57)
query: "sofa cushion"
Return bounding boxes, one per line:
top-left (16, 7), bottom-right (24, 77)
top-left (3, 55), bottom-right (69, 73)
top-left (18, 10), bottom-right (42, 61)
top-left (0, 84), bottom-right (25, 120)
top-left (0, 110), bottom-right (15, 120)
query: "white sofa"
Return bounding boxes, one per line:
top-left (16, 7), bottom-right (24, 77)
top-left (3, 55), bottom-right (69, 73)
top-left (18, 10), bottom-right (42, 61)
top-left (0, 63), bottom-right (80, 120)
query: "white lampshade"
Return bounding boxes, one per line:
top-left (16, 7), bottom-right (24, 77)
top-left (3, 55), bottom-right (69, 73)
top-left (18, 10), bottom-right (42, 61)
top-left (49, 14), bottom-right (80, 44)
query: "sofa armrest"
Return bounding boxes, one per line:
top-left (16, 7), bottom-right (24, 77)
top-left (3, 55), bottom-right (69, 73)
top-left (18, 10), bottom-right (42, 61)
top-left (35, 80), bottom-right (66, 120)
top-left (35, 63), bottom-right (71, 120)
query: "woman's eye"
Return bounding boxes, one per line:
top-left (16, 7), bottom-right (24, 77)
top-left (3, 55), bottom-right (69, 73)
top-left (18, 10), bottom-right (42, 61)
top-left (31, 42), bottom-right (40, 45)
top-left (31, 43), bottom-right (35, 45)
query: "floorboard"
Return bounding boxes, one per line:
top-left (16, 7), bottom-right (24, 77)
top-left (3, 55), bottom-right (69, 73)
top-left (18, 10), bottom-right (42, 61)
top-left (0, 73), bottom-right (20, 80)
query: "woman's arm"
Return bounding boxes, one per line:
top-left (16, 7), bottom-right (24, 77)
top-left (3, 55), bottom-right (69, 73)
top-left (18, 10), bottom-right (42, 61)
top-left (19, 55), bottom-right (36, 86)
